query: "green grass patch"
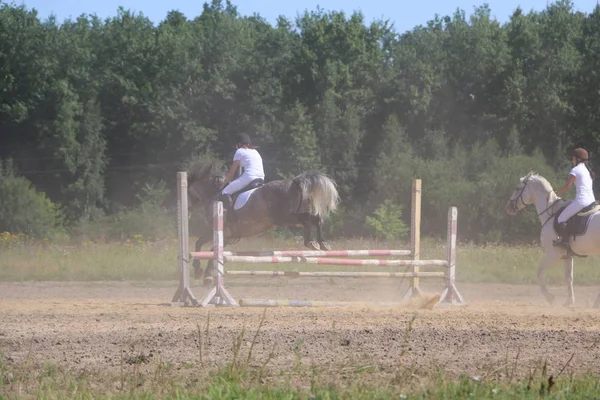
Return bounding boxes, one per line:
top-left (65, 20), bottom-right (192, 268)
top-left (1, 349), bottom-right (599, 399)
top-left (1, 234), bottom-right (599, 285)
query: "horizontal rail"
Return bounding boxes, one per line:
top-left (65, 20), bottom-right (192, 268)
top-left (226, 270), bottom-right (446, 278)
top-left (238, 299), bottom-right (404, 307)
top-left (191, 249), bottom-right (412, 260)
top-left (224, 255), bottom-right (448, 267)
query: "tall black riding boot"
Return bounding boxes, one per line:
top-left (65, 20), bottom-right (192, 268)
top-left (217, 193), bottom-right (234, 221)
top-left (554, 222), bottom-right (567, 247)
top-left (554, 222), bottom-right (569, 249)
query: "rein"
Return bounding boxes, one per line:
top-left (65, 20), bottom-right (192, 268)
top-left (187, 172), bottom-right (226, 219)
top-left (539, 195), bottom-right (561, 230)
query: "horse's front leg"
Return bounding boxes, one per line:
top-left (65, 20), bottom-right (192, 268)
top-left (193, 227), bottom-right (214, 280)
top-left (537, 253), bottom-right (560, 305)
top-left (310, 214), bottom-right (332, 251)
top-left (594, 292), bottom-right (600, 308)
top-left (204, 236), bottom-right (236, 287)
top-left (564, 256), bottom-right (575, 307)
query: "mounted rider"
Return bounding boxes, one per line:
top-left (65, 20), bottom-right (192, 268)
top-left (216, 133), bottom-right (265, 217)
top-left (553, 147), bottom-right (597, 251)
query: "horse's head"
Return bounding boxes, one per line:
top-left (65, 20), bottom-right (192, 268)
top-left (506, 171), bottom-right (539, 215)
top-left (187, 161), bottom-right (226, 209)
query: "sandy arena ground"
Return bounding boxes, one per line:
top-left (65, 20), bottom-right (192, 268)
top-left (1, 278), bottom-right (600, 389)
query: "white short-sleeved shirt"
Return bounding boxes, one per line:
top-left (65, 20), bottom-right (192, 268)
top-left (570, 163), bottom-right (595, 204)
top-left (233, 147), bottom-right (264, 179)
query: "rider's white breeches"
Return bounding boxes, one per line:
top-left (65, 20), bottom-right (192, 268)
top-left (558, 199), bottom-right (591, 223)
top-left (222, 173), bottom-right (263, 195)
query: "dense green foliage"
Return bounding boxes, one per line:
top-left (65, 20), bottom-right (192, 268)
top-left (0, 161), bottom-right (63, 238)
top-left (0, 0), bottom-right (598, 242)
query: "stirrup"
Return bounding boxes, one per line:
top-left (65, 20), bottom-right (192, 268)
top-left (561, 248), bottom-right (576, 259)
top-left (553, 237), bottom-right (574, 259)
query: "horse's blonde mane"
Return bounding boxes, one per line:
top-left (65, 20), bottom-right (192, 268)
top-left (522, 171), bottom-right (554, 192)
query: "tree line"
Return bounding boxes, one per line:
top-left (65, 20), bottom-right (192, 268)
top-left (0, 0), bottom-right (598, 243)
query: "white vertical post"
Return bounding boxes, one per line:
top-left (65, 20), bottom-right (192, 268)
top-left (214, 201), bottom-right (225, 295)
top-left (171, 172), bottom-right (199, 306)
top-left (402, 179), bottom-right (423, 301)
top-left (199, 201), bottom-right (238, 306)
top-left (439, 206), bottom-right (465, 306)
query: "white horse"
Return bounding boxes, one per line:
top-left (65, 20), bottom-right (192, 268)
top-left (505, 171), bottom-right (600, 307)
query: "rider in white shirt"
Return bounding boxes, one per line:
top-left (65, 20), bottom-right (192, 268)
top-left (554, 147), bottom-right (597, 249)
top-left (218, 133), bottom-right (265, 215)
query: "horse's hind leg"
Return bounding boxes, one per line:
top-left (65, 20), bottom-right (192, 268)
top-left (204, 257), bottom-right (215, 287)
top-left (309, 214), bottom-right (332, 251)
top-left (537, 253), bottom-right (560, 305)
top-left (564, 257), bottom-right (575, 307)
top-left (299, 213), bottom-right (320, 250)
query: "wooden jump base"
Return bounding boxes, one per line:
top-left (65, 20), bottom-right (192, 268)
top-left (171, 172), bottom-right (465, 307)
top-left (238, 299), bottom-right (403, 307)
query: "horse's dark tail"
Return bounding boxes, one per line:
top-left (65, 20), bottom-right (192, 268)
top-left (291, 172), bottom-right (339, 218)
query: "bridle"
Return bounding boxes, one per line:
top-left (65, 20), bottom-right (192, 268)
top-left (508, 179), bottom-right (530, 215)
top-left (212, 174), bottom-right (225, 190)
top-left (509, 178), bottom-right (562, 229)
top-left (187, 172), bottom-right (226, 209)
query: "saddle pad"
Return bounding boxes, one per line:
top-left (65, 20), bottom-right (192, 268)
top-left (234, 188), bottom-right (259, 210)
top-left (569, 211), bottom-right (599, 237)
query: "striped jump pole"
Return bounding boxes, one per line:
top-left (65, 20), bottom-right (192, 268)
top-left (223, 256), bottom-right (447, 267)
top-left (232, 207), bottom-right (465, 308)
top-left (227, 271), bottom-right (445, 278)
top-left (191, 249), bottom-right (412, 259)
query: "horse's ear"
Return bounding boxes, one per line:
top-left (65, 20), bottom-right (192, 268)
top-left (525, 171), bottom-right (535, 180)
top-left (197, 162), bottom-right (213, 179)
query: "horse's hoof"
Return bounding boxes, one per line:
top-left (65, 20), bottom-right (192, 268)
top-left (544, 294), bottom-right (556, 306)
top-left (563, 300), bottom-right (575, 308)
top-left (319, 241), bottom-right (332, 251)
top-left (305, 241), bottom-right (320, 250)
top-left (203, 277), bottom-right (214, 288)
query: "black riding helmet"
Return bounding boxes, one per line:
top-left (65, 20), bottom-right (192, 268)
top-left (236, 133), bottom-right (251, 146)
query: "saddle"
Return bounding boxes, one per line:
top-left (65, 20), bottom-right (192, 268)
top-left (230, 178), bottom-right (264, 207)
top-left (553, 201), bottom-right (600, 239)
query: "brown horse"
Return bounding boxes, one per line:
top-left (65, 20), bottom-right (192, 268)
top-left (187, 162), bottom-right (340, 286)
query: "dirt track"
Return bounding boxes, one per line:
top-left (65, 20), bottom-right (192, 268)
top-left (1, 278), bottom-right (600, 389)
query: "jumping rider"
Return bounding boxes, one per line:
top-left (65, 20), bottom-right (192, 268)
top-left (553, 147), bottom-right (596, 250)
top-left (217, 133), bottom-right (265, 216)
